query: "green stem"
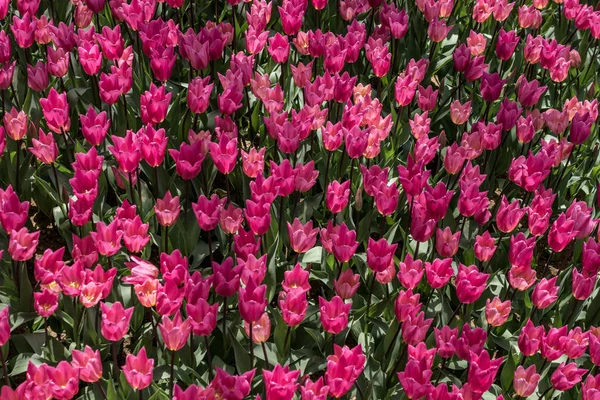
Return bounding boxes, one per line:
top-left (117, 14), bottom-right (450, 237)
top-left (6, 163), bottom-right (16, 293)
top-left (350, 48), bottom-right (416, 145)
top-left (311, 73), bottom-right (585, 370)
top-left (169, 350), bottom-right (175, 398)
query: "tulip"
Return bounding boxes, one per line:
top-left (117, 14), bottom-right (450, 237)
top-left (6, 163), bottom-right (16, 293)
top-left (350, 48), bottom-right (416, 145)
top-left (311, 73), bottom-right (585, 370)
top-left (100, 301), bottom-right (133, 341)
top-left (551, 362), bottom-right (587, 391)
top-left (532, 277), bottom-right (559, 309)
top-left (434, 325), bottom-right (459, 358)
top-left (122, 347), bottom-right (154, 390)
top-left (334, 269), bottom-right (361, 300)
top-left (279, 289), bottom-right (308, 326)
top-left (402, 311), bottom-right (433, 346)
top-left (514, 365), bottom-right (540, 397)
top-left (34, 289), bottom-right (59, 318)
top-left (485, 297), bottom-right (511, 326)
top-left (9, 227), bottom-right (40, 261)
top-left (47, 361), bottom-right (80, 400)
top-left (263, 364), bottom-right (300, 400)
top-left (325, 344), bottom-right (366, 398)
top-left (71, 346), bottom-right (102, 383)
top-left (468, 350), bottom-right (503, 393)
top-left (542, 326), bottom-right (568, 361)
top-left (397, 253), bottom-right (424, 290)
top-left (425, 257), bottom-right (454, 289)
top-left (0, 306), bottom-right (10, 346)
top-left (155, 192), bottom-right (180, 227)
top-left (245, 312), bottom-right (272, 343)
top-left (367, 237), bottom-right (398, 273)
top-left (159, 311), bottom-right (192, 352)
top-left (398, 359), bottom-right (433, 399)
top-left (319, 296), bottom-right (351, 334)
top-left (456, 264), bottom-right (489, 304)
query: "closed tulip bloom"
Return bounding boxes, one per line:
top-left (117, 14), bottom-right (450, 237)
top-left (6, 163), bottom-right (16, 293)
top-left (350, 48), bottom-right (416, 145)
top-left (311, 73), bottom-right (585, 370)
top-left (513, 365), bottom-right (540, 397)
top-left (245, 312), bottom-right (272, 343)
top-left (159, 311), bottom-right (191, 351)
top-left (495, 29), bottom-right (520, 60)
top-left (244, 199), bottom-right (271, 236)
top-left (319, 296), bottom-right (351, 334)
top-left (480, 72), bottom-right (506, 102)
top-left (474, 231), bottom-right (497, 262)
top-left (326, 180), bottom-right (351, 214)
top-left (518, 319), bottom-right (544, 356)
top-left (551, 362), bottom-right (586, 391)
top-left (572, 266), bottom-right (597, 300)
top-left (169, 140), bottom-right (206, 180)
top-left (287, 218), bottom-right (318, 254)
top-left (334, 269), bottom-right (361, 300)
top-left (241, 147), bottom-right (266, 179)
top-left (188, 76), bottom-right (213, 114)
top-left (100, 301), bottom-right (133, 341)
top-left (186, 298), bottom-right (218, 336)
top-left (434, 325), bottom-right (459, 358)
top-left (541, 326), bottom-right (568, 361)
top-left (80, 106), bottom-right (110, 147)
top-left (40, 88), bottom-right (70, 134)
top-left (90, 220), bottom-right (122, 257)
top-left (9, 227), bottom-right (40, 261)
top-left (563, 327), bottom-right (589, 359)
top-left (367, 238), bottom-right (398, 272)
top-left (402, 311), bottom-right (433, 346)
top-left (236, 255), bottom-right (266, 287)
top-left (456, 264), bottom-right (489, 304)
top-left (193, 194), bottom-right (226, 231)
top-left (517, 76), bottom-right (547, 108)
top-left (468, 350), bottom-right (503, 393)
top-left (263, 364), bottom-right (300, 400)
top-left (234, 228), bottom-right (261, 262)
top-left (212, 367), bottom-right (255, 400)
top-left (509, 232), bottom-right (535, 269)
top-left (71, 346), bottom-right (102, 383)
top-left (397, 358), bottom-right (433, 399)
top-left (485, 297), bottom-right (511, 326)
top-left (3, 107), bottom-right (28, 141)
top-left (425, 257), bottom-right (454, 288)
top-left (213, 257), bottom-right (243, 297)
top-left (122, 216), bottom-right (150, 253)
top-left (566, 200), bottom-right (596, 240)
top-left (397, 253), bottom-right (424, 290)
top-left (29, 129), bottom-right (58, 164)
top-left (122, 347), bottom-right (154, 390)
top-left (394, 289), bottom-right (421, 323)
top-left (279, 289), bottom-right (308, 326)
top-left (239, 278), bottom-right (267, 323)
top-left (140, 125), bottom-right (168, 167)
top-left (27, 61), bottom-right (48, 91)
top-left (532, 277), bottom-right (559, 309)
top-left (435, 227), bottom-right (461, 257)
top-left (11, 13), bottom-right (36, 48)
top-left (0, 306), bottom-right (9, 347)
top-left (267, 33), bottom-right (290, 63)
top-left (154, 192), bottom-right (180, 227)
top-left (134, 279), bottom-right (158, 308)
top-left (548, 214), bottom-right (579, 252)
top-left (496, 196), bottom-right (527, 233)
top-left (140, 83), bottom-right (171, 126)
top-left (450, 100), bottom-right (472, 125)
top-left (209, 135), bottom-right (238, 174)
top-left (300, 377), bottom-right (329, 400)
top-left (508, 264), bottom-right (537, 291)
top-left (34, 289), bottom-right (59, 318)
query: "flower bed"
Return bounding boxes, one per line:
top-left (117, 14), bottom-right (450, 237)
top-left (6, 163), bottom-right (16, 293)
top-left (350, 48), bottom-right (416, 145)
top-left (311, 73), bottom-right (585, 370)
top-left (0, 0), bottom-right (599, 399)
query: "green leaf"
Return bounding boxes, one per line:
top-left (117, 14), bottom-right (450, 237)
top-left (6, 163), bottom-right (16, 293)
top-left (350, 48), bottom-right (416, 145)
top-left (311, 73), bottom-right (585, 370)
top-left (230, 328), bottom-right (252, 373)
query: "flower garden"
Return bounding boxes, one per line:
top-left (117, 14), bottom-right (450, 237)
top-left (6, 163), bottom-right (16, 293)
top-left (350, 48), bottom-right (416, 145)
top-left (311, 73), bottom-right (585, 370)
top-left (0, 0), bottom-right (599, 399)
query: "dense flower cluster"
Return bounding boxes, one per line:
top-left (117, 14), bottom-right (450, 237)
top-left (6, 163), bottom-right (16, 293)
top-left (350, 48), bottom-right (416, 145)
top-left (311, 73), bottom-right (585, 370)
top-left (0, 0), bottom-right (598, 399)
